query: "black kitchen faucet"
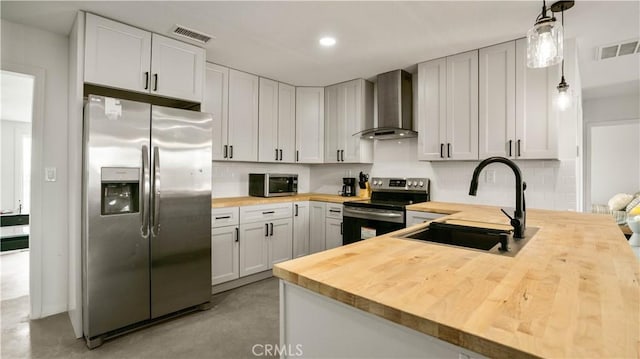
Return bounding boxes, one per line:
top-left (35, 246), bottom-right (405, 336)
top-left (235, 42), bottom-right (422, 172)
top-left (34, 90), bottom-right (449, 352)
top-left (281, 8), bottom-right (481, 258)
top-left (469, 157), bottom-right (527, 239)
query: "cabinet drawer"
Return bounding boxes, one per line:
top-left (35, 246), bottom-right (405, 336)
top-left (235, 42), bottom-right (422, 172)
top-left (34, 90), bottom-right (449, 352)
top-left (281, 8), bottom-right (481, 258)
top-left (406, 211), bottom-right (445, 227)
top-left (212, 207), bottom-right (239, 228)
top-left (240, 202), bottom-right (293, 224)
top-left (325, 204), bottom-right (343, 219)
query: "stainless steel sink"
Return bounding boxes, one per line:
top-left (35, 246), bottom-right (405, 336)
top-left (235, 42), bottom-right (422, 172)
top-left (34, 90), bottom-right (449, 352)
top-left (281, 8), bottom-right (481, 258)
top-left (400, 222), bottom-right (537, 256)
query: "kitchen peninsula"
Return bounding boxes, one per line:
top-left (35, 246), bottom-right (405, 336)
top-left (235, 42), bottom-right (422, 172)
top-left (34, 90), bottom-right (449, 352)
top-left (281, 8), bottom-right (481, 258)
top-left (274, 202), bottom-right (639, 358)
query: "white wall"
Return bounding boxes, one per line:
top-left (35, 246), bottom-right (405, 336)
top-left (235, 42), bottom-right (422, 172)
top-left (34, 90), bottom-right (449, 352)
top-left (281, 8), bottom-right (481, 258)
top-left (1, 20), bottom-right (69, 317)
top-left (590, 122), bottom-right (640, 204)
top-left (583, 94), bottom-right (640, 123)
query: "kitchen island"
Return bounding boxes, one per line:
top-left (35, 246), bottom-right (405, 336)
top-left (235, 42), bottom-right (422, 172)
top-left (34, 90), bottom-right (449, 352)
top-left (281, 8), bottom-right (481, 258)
top-left (273, 202), bottom-right (639, 358)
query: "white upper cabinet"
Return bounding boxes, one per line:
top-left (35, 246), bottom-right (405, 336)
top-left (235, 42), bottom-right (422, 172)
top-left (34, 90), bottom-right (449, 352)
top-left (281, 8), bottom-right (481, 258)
top-left (417, 50), bottom-right (478, 161)
top-left (324, 79), bottom-right (373, 163)
top-left (479, 41), bottom-right (516, 158)
top-left (228, 69), bottom-right (259, 162)
top-left (202, 63), bottom-right (229, 161)
top-left (277, 83), bottom-right (296, 163)
top-left (150, 34), bottom-right (204, 102)
top-left (258, 78), bottom-right (280, 162)
top-left (258, 80), bottom-right (296, 163)
top-left (84, 13), bottom-right (204, 102)
top-left (295, 87), bottom-right (325, 163)
top-left (446, 50), bottom-right (478, 160)
top-left (515, 38), bottom-right (558, 159)
top-left (417, 58), bottom-right (447, 161)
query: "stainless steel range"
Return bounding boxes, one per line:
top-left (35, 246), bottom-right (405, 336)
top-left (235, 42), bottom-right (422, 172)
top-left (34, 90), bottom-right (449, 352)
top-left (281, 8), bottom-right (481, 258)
top-left (343, 177), bottom-right (430, 245)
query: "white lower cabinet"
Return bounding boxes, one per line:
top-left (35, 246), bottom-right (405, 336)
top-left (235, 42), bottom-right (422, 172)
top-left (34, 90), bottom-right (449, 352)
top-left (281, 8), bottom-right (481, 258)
top-left (211, 225), bottom-right (239, 285)
top-left (309, 202), bottom-right (326, 254)
top-left (406, 211), bottom-right (446, 227)
top-left (270, 218), bottom-right (293, 266)
top-left (239, 221), bottom-right (270, 277)
top-left (293, 201), bottom-right (311, 258)
top-left (325, 217), bottom-right (343, 250)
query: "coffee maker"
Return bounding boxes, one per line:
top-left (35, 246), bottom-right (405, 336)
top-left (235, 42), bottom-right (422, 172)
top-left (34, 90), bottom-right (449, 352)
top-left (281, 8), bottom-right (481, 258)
top-left (342, 178), bottom-right (356, 197)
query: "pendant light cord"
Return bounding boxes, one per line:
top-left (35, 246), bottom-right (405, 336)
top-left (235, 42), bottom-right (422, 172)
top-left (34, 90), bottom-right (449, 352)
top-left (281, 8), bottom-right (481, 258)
top-left (561, 9), bottom-right (565, 80)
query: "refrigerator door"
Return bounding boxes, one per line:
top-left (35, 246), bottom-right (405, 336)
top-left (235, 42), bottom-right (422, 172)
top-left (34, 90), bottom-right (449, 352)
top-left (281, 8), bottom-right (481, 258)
top-left (83, 95), bottom-right (151, 338)
top-left (150, 105), bottom-right (212, 318)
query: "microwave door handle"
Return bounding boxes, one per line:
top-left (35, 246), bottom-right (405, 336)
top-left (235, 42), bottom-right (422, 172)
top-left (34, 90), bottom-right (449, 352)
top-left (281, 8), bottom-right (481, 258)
top-left (151, 146), bottom-right (161, 236)
top-left (140, 145), bottom-right (150, 237)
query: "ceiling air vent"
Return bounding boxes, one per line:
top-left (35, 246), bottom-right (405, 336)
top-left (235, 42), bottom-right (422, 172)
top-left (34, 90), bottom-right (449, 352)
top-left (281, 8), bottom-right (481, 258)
top-left (596, 39), bottom-right (640, 60)
top-left (171, 25), bottom-right (213, 44)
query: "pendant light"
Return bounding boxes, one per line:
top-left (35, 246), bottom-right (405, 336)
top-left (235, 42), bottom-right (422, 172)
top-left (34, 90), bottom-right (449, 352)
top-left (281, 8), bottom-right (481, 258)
top-left (527, 0), bottom-right (563, 68)
top-left (551, 0), bottom-right (575, 111)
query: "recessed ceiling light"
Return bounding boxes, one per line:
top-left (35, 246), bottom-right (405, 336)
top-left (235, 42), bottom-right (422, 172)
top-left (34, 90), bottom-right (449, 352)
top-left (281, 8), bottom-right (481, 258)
top-left (319, 37), bottom-right (336, 47)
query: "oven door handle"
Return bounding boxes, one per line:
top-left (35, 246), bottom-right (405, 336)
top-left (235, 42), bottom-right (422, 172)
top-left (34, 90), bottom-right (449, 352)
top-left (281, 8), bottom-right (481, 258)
top-left (343, 207), bottom-right (403, 219)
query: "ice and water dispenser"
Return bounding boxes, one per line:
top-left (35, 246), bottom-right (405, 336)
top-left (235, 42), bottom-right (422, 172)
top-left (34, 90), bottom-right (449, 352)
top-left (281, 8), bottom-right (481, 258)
top-left (101, 167), bottom-right (140, 215)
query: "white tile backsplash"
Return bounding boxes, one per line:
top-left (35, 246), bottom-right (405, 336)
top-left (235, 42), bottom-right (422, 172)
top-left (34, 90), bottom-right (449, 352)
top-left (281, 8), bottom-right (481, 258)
top-left (212, 161), bottom-right (311, 198)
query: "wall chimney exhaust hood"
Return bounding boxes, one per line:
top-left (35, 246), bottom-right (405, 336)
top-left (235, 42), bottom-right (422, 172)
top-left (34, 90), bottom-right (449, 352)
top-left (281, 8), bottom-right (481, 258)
top-left (359, 69), bottom-right (416, 140)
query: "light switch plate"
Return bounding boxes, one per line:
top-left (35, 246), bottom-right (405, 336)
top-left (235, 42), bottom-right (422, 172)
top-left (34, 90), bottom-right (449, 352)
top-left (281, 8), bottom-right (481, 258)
top-left (484, 170), bottom-right (496, 184)
top-left (45, 167), bottom-right (57, 182)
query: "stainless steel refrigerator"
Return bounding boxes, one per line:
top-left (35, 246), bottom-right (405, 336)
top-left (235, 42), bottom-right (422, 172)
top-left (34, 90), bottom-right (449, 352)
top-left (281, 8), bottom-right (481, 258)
top-left (82, 95), bottom-right (212, 348)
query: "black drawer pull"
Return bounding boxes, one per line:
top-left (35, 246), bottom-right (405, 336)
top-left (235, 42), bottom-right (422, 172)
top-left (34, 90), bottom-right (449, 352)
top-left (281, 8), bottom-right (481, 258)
top-left (215, 215), bottom-right (231, 220)
top-left (262, 211), bottom-right (275, 215)
top-left (329, 209), bottom-right (341, 213)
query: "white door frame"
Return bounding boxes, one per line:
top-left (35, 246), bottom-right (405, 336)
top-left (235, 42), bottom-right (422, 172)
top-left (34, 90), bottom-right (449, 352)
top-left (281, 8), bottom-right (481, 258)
top-left (2, 62), bottom-right (45, 319)
top-left (583, 118), bottom-right (640, 211)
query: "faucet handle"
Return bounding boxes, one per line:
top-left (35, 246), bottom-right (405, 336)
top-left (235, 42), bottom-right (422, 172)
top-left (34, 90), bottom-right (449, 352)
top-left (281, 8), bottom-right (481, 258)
top-left (500, 207), bottom-right (514, 220)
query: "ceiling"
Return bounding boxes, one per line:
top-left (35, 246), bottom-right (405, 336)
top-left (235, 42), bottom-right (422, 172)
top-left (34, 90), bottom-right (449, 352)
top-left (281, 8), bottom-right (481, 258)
top-left (1, 70), bottom-right (34, 123)
top-left (2, 1), bottom-right (639, 93)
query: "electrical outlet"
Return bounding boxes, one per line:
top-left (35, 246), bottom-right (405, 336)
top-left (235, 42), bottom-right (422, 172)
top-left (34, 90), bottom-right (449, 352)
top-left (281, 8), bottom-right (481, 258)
top-left (45, 167), bottom-right (57, 182)
top-left (484, 170), bottom-right (496, 184)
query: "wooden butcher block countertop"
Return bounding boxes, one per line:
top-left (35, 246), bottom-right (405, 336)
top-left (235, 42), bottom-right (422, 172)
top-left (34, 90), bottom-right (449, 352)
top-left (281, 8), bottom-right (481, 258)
top-left (273, 201), bottom-right (639, 358)
top-left (211, 193), bottom-right (361, 208)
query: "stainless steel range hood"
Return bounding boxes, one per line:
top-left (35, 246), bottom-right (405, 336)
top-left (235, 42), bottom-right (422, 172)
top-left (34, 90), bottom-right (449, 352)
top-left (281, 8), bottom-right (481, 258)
top-left (360, 69), bottom-right (416, 140)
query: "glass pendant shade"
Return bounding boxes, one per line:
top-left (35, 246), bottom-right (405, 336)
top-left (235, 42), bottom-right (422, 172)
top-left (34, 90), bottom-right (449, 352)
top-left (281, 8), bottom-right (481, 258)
top-left (556, 83), bottom-right (571, 111)
top-left (527, 20), bottom-right (563, 68)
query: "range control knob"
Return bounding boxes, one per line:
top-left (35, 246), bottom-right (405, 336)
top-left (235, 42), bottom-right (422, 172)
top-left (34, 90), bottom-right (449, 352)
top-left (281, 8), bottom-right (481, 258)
top-left (407, 182), bottom-right (413, 187)
top-left (419, 181), bottom-right (424, 187)
top-left (412, 181), bottom-right (418, 187)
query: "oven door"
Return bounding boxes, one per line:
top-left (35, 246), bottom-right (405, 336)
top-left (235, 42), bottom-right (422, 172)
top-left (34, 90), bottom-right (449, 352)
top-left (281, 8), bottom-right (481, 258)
top-left (342, 206), bottom-right (405, 245)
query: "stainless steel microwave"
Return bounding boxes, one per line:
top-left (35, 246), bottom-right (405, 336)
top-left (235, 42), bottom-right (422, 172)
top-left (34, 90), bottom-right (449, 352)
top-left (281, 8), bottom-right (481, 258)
top-left (249, 173), bottom-right (298, 197)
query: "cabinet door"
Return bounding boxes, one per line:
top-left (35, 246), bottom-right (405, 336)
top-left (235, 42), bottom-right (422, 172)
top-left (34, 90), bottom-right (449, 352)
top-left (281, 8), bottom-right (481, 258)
top-left (309, 202), bottom-right (326, 254)
top-left (515, 39), bottom-right (559, 159)
top-left (269, 218), bottom-right (293, 267)
top-left (211, 226), bottom-right (239, 285)
top-left (84, 13), bottom-right (151, 93)
top-left (203, 63), bottom-right (229, 161)
top-left (324, 84), bottom-right (340, 163)
top-left (417, 58), bottom-right (447, 161)
top-left (239, 222), bottom-right (269, 277)
top-left (325, 218), bottom-right (343, 250)
top-left (278, 83), bottom-right (296, 163)
top-left (479, 42), bottom-right (516, 159)
top-left (150, 34), bottom-right (204, 102)
top-left (228, 69), bottom-right (259, 161)
top-left (296, 87), bottom-right (325, 163)
top-left (446, 50), bottom-right (478, 160)
top-left (293, 202), bottom-right (310, 258)
top-left (258, 78), bottom-right (279, 162)
top-left (341, 80), bottom-right (363, 163)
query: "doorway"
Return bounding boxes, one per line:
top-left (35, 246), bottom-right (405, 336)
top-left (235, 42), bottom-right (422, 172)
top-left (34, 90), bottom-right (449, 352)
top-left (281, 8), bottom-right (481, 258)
top-left (1, 69), bottom-right (34, 301)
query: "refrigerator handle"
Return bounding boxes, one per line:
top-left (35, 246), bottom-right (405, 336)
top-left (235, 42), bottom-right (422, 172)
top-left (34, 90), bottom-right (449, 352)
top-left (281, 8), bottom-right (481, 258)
top-left (141, 145), bottom-right (150, 238)
top-left (151, 146), bottom-right (161, 236)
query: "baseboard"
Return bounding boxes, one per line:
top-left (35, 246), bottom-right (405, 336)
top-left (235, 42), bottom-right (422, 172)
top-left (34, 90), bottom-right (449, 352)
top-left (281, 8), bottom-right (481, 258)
top-left (212, 270), bottom-right (273, 294)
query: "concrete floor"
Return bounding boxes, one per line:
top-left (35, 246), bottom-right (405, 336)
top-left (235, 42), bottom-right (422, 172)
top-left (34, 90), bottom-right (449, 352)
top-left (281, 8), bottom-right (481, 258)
top-left (1, 250), bottom-right (279, 359)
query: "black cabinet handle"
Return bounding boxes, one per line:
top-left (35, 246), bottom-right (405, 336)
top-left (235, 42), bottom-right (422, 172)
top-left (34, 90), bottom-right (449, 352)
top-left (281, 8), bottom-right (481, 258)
top-left (215, 215), bottom-right (231, 220)
top-left (265, 223), bottom-right (269, 237)
top-left (340, 222), bottom-right (343, 235)
top-left (153, 74), bottom-right (158, 91)
top-left (275, 148), bottom-right (279, 161)
top-left (329, 209), bottom-right (341, 213)
top-left (447, 143), bottom-right (451, 158)
top-left (144, 72), bottom-right (149, 90)
top-left (262, 211), bottom-right (275, 215)
top-left (336, 150), bottom-right (340, 162)
top-left (223, 145), bottom-right (228, 159)
top-left (269, 222), bottom-right (274, 236)
top-left (296, 150), bottom-right (299, 162)
top-left (508, 140), bottom-right (513, 157)
top-left (517, 139), bottom-right (521, 157)
top-left (440, 143), bottom-right (444, 158)
top-left (279, 149), bottom-right (283, 161)
top-left (235, 227), bottom-right (239, 242)
top-left (341, 150), bottom-right (344, 162)
top-left (229, 145), bottom-right (233, 159)
top-left (295, 204), bottom-right (299, 217)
